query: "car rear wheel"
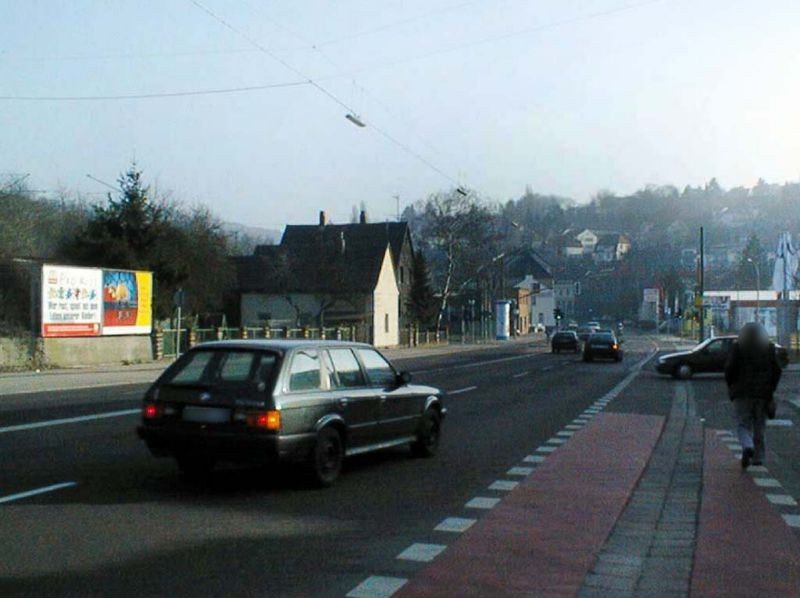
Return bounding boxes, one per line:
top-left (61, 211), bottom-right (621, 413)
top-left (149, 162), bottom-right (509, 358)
top-left (411, 409), bottom-right (442, 458)
top-left (308, 427), bottom-right (343, 487)
top-left (675, 363), bottom-right (693, 380)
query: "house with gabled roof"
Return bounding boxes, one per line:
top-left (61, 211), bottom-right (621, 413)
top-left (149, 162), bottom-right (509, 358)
top-left (234, 211), bottom-right (414, 346)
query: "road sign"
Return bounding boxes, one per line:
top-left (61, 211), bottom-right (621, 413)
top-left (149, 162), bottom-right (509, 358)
top-left (643, 288), bottom-right (659, 302)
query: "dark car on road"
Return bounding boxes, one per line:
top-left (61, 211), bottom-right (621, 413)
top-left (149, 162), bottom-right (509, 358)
top-left (551, 330), bottom-right (580, 353)
top-left (583, 332), bottom-right (623, 362)
top-left (137, 340), bottom-right (445, 486)
top-left (656, 335), bottom-right (789, 379)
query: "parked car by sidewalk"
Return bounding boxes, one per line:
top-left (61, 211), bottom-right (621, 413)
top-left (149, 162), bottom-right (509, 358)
top-left (137, 340), bottom-right (445, 486)
top-left (656, 335), bottom-right (789, 380)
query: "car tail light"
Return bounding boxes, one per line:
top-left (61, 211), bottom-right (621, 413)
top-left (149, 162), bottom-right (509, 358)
top-left (612, 343), bottom-right (619, 349)
top-left (246, 410), bottom-right (281, 431)
top-left (143, 403), bottom-right (161, 419)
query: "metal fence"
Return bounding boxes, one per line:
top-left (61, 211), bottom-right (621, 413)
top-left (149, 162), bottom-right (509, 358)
top-left (156, 325), bottom-right (450, 358)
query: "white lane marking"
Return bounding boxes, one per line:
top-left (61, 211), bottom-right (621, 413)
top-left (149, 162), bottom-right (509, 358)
top-left (396, 543), bottom-right (446, 562)
top-left (489, 480), bottom-right (518, 491)
top-left (782, 514), bottom-right (800, 528)
top-left (556, 431), bottom-right (574, 437)
top-left (766, 494), bottom-right (798, 506)
top-left (573, 418), bottom-right (590, 424)
top-left (726, 443), bottom-right (743, 451)
top-left (347, 576), bottom-right (408, 598)
top-left (0, 482), bottom-right (77, 504)
top-left (447, 385), bottom-right (477, 396)
top-left (753, 478), bottom-right (782, 488)
top-left (748, 465), bottom-right (769, 473)
top-left (767, 419), bottom-right (793, 427)
top-left (524, 454), bottom-right (546, 463)
top-left (416, 353), bottom-right (540, 375)
top-left (536, 446), bottom-right (557, 453)
top-left (0, 409), bottom-right (140, 434)
top-left (512, 371), bottom-right (530, 378)
top-left (565, 424), bottom-right (583, 430)
top-left (466, 496), bottom-right (501, 510)
top-left (507, 466), bottom-right (534, 476)
top-left (547, 437), bottom-right (567, 445)
top-left (434, 517), bottom-right (476, 533)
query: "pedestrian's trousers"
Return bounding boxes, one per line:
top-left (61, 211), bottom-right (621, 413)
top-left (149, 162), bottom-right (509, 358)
top-left (734, 398), bottom-right (767, 463)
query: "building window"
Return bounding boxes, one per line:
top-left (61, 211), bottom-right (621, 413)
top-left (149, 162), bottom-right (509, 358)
top-left (384, 313), bottom-right (390, 333)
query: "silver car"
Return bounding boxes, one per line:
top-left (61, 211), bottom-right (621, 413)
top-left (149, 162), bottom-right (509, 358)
top-left (137, 340), bottom-right (445, 486)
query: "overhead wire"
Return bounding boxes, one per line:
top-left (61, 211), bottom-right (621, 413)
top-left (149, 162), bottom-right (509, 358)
top-left (189, 0), bottom-right (462, 186)
top-left (0, 81), bottom-right (309, 101)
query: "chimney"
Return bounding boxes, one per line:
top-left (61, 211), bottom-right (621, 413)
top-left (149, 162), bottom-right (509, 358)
top-left (359, 210), bottom-right (367, 224)
top-left (319, 210), bottom-right (327, 226)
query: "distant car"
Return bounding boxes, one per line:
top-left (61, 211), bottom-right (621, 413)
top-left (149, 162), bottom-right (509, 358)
top-left (655, 335), bottom-right (789, 379)
top-left (583, 332), bottom-right (623, 362)
top-left (551, 330), bottom-right (580, 353)
top-left (586, 321), bottom-right (601, 330)
top-left (576, 326), bottom-right (594, 341)
top-left (137, 340), bottom-right (445, 486)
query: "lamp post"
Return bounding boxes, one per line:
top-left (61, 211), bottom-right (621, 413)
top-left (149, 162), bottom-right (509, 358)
top-left (747, 257), bottom-right (761, 322)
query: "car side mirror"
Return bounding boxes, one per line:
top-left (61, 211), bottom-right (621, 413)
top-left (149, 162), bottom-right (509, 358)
top-left (397, 371), bottom-right (412, 385)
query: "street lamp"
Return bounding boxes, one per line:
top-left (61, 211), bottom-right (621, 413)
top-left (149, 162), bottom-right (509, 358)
top-left (747, 257), bottom-right (761, 322)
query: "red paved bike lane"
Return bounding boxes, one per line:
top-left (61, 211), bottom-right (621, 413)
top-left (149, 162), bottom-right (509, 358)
top-left (398, 412), bottom-right (665, 597)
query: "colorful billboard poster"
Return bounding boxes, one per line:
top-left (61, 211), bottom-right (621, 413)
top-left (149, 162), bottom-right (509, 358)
top-left (102, 270), bottom-right (153, 335)
top-left (41, 265), bottom-right (102, 337)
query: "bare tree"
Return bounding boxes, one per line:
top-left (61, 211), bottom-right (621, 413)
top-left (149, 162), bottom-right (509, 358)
top-left (417, 190), bottom-right (496, 329)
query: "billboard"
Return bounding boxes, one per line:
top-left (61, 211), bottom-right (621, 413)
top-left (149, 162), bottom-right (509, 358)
top-left (41, 265), bottom-right (103, 337)
top-left (41, 265), bottom-right (152, 338)
top-left (643, 288), bottom-right (660, 303)
top-left (103, 270), bottom-right (153, 335)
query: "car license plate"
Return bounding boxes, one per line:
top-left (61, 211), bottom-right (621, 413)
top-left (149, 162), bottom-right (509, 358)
top-left (182, 406), bottom-right (231, 424)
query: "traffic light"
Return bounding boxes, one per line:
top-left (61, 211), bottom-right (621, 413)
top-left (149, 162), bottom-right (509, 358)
top-left (553, 308), bottom-right (564, 321)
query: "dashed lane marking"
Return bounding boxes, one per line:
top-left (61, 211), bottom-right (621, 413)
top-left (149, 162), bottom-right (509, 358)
top-left (782, 514), bottom-right (800, 528)
top-left (536, 446), bottom-right (558, 453)
top-left (434, 517), bottom-right (477, 533)
top-left (524, 454), bottom-right (547, 463)
top-left (565, 424), bottom-right (583, 430)
top-left (0, 409), bottom-right (140, 434)
top-left (465, 497), bottom-right (501, 510)
top-left (766, 494), bottom-right (798, 506)
top-left (507, 467), bottom-right (534, 476)
top-left (748, 465), bottom-right (769, 473)
top-left (767, 419), bottom-right (793, 427)
top-left (547, 437), bottom-right (567, 445)
top-left (346, 576), bottom-right (408, 598)
top-left (488, 480), bottom-right (519, 491)
top-left (753, 478), bottom-right (783, 488)
top-left (556, 430), bottom-right (574, 437)
top-left (447, 386), bottom-right (478, 395)
top-left (0, 482), bottom-right (77, 504)
top-left (396, 543), bottom-right (447, 563)
top-left (512, 371), bottom-right (530, 378)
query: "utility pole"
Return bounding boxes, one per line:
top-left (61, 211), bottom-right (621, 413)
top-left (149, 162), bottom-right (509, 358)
top-left (699, 226), bottom-right (705, 341)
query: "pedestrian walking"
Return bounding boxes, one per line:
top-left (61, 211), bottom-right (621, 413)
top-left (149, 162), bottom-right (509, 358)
top-left (724, 322), bottom-right (783, 469)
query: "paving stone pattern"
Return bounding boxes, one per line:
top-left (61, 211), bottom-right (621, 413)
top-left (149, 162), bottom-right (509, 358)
top-left (579, 383), bottom-right (703, 597)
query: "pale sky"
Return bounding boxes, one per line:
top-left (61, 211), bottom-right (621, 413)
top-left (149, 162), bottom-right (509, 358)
top-left (2, 0), bottom-right (799, 227)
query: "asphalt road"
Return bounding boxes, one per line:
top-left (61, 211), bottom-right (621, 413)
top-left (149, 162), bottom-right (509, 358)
top-left (0, 336), bottom-right (657, 597)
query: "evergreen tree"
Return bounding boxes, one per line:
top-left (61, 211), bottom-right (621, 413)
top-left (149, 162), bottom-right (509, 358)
top-left (408, 251), bottom-right (436, 326)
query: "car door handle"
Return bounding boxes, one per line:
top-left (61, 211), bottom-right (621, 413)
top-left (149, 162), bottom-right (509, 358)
top-left (338, 398), bottom-right (349, 408)
top-left (379, 395), bottom-right (388, 402)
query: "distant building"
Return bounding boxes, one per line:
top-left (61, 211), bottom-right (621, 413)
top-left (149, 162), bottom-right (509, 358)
top-left (235, 211), bottom-right (415, 347)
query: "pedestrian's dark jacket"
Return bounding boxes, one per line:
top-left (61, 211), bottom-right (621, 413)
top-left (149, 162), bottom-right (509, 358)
top-left (724, 340), bottom-right (782, 402)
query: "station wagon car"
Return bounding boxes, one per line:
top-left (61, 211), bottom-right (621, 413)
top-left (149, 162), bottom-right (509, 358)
top-left (137, 340), bottom-right (446, 486)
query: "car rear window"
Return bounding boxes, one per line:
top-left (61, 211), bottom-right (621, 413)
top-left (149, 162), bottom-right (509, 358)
top-left (288, 350), bottom-right (323, 392)
top-left (163, 349), bottom-right (277, 387)
top-left (592, 334), bottom-right (615, 342)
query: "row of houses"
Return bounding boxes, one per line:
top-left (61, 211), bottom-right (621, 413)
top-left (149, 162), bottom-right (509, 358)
top-left (229, 214), bottom-right (633, 345)
top-left (557, 228), bottom-right (631, 264)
